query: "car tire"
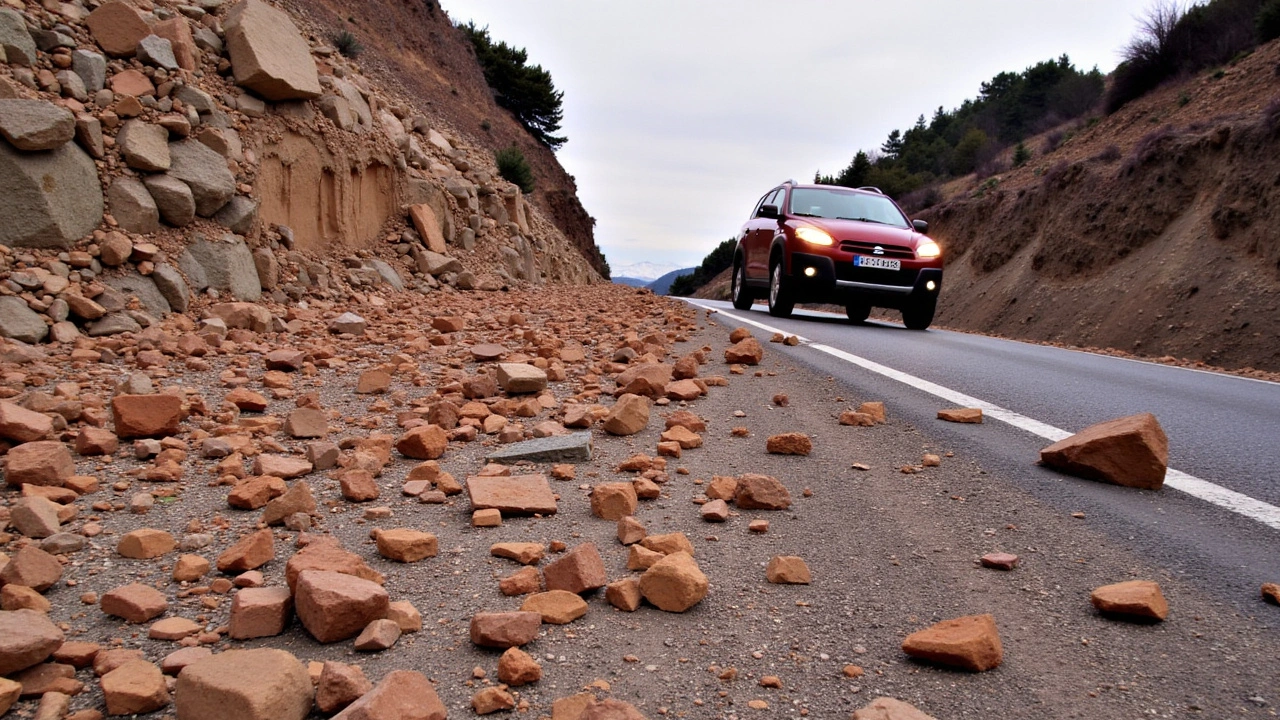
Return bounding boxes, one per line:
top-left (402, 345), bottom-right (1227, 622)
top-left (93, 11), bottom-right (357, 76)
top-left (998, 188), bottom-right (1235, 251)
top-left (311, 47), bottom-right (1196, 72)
top-left (902, 298), bottom-right (936, 330)
top-left (768, 259), bottom-right (794, 318)
top-left (731, 261), bottom-right (754, 310)
top-left (845, 302), bottom-right (871, 324)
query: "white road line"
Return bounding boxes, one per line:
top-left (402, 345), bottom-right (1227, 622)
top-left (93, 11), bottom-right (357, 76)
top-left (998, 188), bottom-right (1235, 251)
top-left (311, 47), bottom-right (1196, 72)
top-left (691, 301), bottom-right (1280, 531)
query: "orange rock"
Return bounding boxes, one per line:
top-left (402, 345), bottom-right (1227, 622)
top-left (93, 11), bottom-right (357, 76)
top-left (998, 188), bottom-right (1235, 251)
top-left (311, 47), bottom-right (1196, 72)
top-left (734, 474), bottom-right (792, 510)
top-left (497, 647), bottom-right (541, 686)
top-left (590, 482), bottom-right (638, 520)
top-left (472, 686), bottom-right (515, 715)
top-left (315, 661), bottom-right (371, 715)
top-left (724, 337), bottom-right (764, 365)
top-left (1040, 413), bottom-right (1168, 490)
top-left (228, 587), bottom-right (293, 640)
top-left (938, 407), bottom-right (983, 423)
top-left (852, 697), bottom-right (938, 720)
top-left (117, 528), bottom-right (175, 559)
top-left (0, 546), bottom-right (63, 591)
top-left (491, 542), bottom-right (545, 565)
top-left (284, 538), bottom-right (384, 591)
top-left (901, 614), bottom-right (1003, 672)
top-left (101, 583), bottom-right (168, 623)
top-left (602, 393), bottom-right (650, 436)
top-left (499, 566), bottom-right (542, 596)
top-left (543, 543), bottom-right (607, 595)
top-left (330, 669), bottom-right (446, 720)
top-left (467, 474), bottom-right (558, 515)
top-left (216, 529), bottom-right (274, 573)
top-left (85, 1), bottom-right (150, 57)
top-left (766, 432), bottom-right (812, 455)
top-left (173, 648), bottom-right (313, 720)
top-left (395, 425), bottom-right (448, 459)
top-left (112, 394), bottom-right (183, 438)
top-left (374, 529), bottom-right (438, 563)
top-left (839, 411), bottom-right (876, 426)
top-left (660, 425), bottom-right (702, 449)
top-left (0, 400), bottom-right (53, 442)
top-left (765, 556), bottom-right (811, 584)
top-left (639, 532), bottom-right (694, 556)
top-left (857, 401), bottom-right (887, 423)
top-left (605, 577), bottom-right (642, 612)
top-left (294, 570), bottom-right (390, 644)
top-left (639, 552), bottom-right (708, 612)
top-left (4, 441), bottom-right (75, 487)
top-left (1090, 580), bottom-right (1169, 621)
top-left (469, 611), bottom-right (541, 648)
top-left (101, 659), bottom-right (170, 715)
top-left (520, 590), bottom-right (587, 625)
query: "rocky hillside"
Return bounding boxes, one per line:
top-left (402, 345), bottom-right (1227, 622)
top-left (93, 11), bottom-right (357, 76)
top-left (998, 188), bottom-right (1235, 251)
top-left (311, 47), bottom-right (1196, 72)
top-left (0, 0), bottom-right (604, 349)
top-left (921, 40), bottom-right (1280, 374)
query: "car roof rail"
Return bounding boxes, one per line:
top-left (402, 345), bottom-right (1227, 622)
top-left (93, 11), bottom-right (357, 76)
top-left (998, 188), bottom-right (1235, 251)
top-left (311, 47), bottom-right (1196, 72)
top-left (857, 186), bottom-right (884, 194)
top-left (782, 179), bottom-right (796, 186)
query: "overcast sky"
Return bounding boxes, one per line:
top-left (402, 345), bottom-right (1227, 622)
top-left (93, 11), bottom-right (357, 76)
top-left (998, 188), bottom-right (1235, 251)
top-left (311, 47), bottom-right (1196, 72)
top-left (440, 0), bottom-right (1153, 277)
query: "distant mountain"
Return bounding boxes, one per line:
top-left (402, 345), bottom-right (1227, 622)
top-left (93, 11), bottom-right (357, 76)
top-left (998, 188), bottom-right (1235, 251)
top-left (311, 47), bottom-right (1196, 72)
top-left (647, 267), bottom-right (697, 295)
top-left (611, 277), bottom-right (651, 288)
top-left (611, 261), bottom-right (685, 282)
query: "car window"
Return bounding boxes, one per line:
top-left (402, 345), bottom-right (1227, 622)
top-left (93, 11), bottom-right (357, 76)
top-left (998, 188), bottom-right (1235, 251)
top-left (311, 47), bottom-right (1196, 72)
top-left (788, 188), bottom-right (909, 228)
top-left (755, 189), bottom-right (782, 217)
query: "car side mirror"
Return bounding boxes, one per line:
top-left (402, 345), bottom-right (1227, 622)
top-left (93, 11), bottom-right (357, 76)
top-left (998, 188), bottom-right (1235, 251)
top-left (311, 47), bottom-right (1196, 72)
top-left (759, 204), bottom-right (780, 219)
top-left (912, 219), bottom-right (929, 233)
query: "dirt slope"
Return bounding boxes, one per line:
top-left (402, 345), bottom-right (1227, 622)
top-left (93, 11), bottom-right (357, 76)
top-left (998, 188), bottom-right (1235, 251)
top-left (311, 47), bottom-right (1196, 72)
top-left (921, 40), bottom-right (1280, 374)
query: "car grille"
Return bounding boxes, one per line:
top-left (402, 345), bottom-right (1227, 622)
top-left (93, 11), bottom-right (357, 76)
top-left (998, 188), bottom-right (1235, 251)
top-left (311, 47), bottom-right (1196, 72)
top-left (835, 264), bottom-right (920, 288)
top-left (838, 240), bottom-right (914, 259)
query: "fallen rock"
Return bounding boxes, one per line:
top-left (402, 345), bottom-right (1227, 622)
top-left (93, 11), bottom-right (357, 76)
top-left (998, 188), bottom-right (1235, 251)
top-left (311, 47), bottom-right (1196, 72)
top-left (260, 481), bottom-right (315, 526)
top-left (467, 474), bottom-right (557, 515)
top-left (469, 611), bottom-right (542, 648)
top-left (497, 363), bottom-right (548, 393)
top-left (851, 697), bottom-right (939, 720)
top-left (284, 538), bottom-right (383, 591)
top-left (724, 337), bottom-right (764, 365)
top-left (485, 432), bottom-right (593, 463)
top-left (473, 686), bottom-right (516, 715)
top-left (639, 532), bottom-right (695, 556)
top-left (330, 669), bottom-right (447, 720)
top-left (901, 614), bottom-right (1003, 672)
top-left (0, 609), bottom-right (65, 676)
top-left (316, 661), bottom-right (372, 714)
top-left (224, 0), bottom-right (321, 100)
top-left (1090, 580), bottom-right (1169, 621)
top-left (295, 569), bottom-right (390, 643)
top-left (101, 583), bottom-right (168, 623)
top-left (839, 411), bottom-right (876, 426)
top-left (639, 551), bottom-right (708, 612)
top-left (216, 529), bottom-right (274, 573)
top-left (765, 556), bottom-right (811, 584)
top-left (4, 440), bottom-right (75, 487)
top-left (603, 393), bottom-right (650, 435)
top-left (375, 529), bottom-right (438, 563)
top-left (766, 432), bottom-right (812, 455)
top-left (734, 474), bottom-right (792, 510)
top-left (938, 408), bottom-right (983, 423)
top-left (497, 647), bottom-right (541, 686)
top-left (606, 577), bottom-right (643, 612)
top-left (228, 586), bottom-right (292, 639)
top-left (0, 546), bottom-right (63, 591)
top-left (173, 648), bottom-right (312, 720)
top-left (10, 496), bottom-right (61, 538)
top-left (101, 659), bottom-right (169, 715)
top-left (616, 516), bottom-right (646, 545)
top-left (491, 542), bottom-right (545, 565)
top-left (1039, 413), bottom-right (1168, 490)
top-left (354, 618), bottom-right (401, 651)
top-left (117, 528), bottom-right (176, 559)
top-left (700, 498), bottom-right (730, 522)
top-left (543, 543), bottom-right (607, 594)
top-left (112, 394), bottom-right (183, 438)
top-left (980, 552), bottom-right (1018, 570)
top-left (0, 399), bottom-right (53, 442)
top-left (168, 141), bottom-right (236, 217)
top-left (520, 590), bottom-right (588, 624)
top-left (590, 482), bottom-right (638, 520)
top-left (395, 425), bottom-right (447, 459)
top-left (0, 99), bottom-right (74, 151)
top-left (85, 1), bottom-right (150, 57)
top-left (499, 566), bottom-right (542, 596)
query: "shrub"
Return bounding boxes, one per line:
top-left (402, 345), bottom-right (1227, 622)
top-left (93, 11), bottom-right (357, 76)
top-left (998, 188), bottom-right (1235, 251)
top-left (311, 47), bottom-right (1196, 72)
top-left (332, 30), bottom-right (363, 58)
top-left (1261, 0), bottom-right (1280, 41)
top-left (1264, 97), bottom-right (1280, 132)
top-left (1092, 144), bottom-right (1123, 162)
top-left (1042, 130), bottom-right (1065, 154)
top-left (1012, 142), bottom-right (1032, 167)
top-left (460, 22), bottom-right (567, 150)
top-left (899, 185), bottom-right (943, 213)
top-left (495, 146), bottom-right (534, 194)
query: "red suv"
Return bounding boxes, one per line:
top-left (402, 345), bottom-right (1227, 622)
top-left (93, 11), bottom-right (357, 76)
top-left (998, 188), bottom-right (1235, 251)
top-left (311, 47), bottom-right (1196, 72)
top-left (730, 182), bottom-right (943, 329)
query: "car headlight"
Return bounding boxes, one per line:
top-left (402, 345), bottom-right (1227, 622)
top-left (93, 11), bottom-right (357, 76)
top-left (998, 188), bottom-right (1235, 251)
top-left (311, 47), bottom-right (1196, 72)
top-left (916, 241), bottom-right (941, 258)
top-left (795, 226), bottom-right (834, 246)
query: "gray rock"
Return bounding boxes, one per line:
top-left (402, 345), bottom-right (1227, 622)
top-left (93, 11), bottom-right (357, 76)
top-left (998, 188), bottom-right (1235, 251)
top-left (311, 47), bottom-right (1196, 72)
top-left (0, 296), bottom-right (48, 343)
top-left (143, 173), bottom-right (195, 226)
top-left (47, 298), bottom-right (69, 322)
top-left (185, 233), bottom-right (260, 300)
top-left (74, 114), bottom-right (104, 158)
top-left (0, 99), bottom-right (76, 151)
top-left (49, 321), bottom-right (79, 343)
top-left (173, 84), bottom-right (216, 115)
top-left (104, 273), bottom-right (171, 316)
top-left (87, 312), bottom-right (142, 336)
top-left (316, 94), bottom-right (356, 131)
top-left (55, 70), bottom-right (88, 102)
top-left (455, 271), bottom-right (476, 290)
top-left (367, 259), bottom-right (404, 291)
top-left (458, 227), bottom-right (475, 250)
top-left (168, 139), bottom-right (234, 216)
top-left (136, 34), bottom-right (177, 70)
top-left (32, 28), bottom-right (74, 52)
top-left (0, 140), bottom-right (102, 248)
top-left (106, 176), bottom-right (159, 234)
top-left (176, 247), bottom-right (209, 292)
top-left (151, 263), bottom-right (190, 313)
top-left (213, 195), bottom-right (257, 235)
top-left (486, 432), bottom-right (593, 464)
top-left (191, 25), bottom-right (221, 55)
top-left (252, 248), bottom-right (277, 289)
top-left (116, 119), bottom-right (170, 171)
top-left (415, 249), bottom-right (462, 276)
top-left (331, 77), bottom-right (372, 129)
top-left (71, 50), bottom-right (106, 93)
top-left (328, 312), bottom-right (366, 335)
top-left (0, 8), bottom-right (36, 67)
top-left (235, 93), bottom-right (266, 118)
top-left (39, 532), bottom-right (86, 554)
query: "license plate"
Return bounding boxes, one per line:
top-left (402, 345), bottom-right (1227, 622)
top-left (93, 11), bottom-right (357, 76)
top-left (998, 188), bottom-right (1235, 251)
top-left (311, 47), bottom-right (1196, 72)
top-left (855, 256), bottom-right (901, 271)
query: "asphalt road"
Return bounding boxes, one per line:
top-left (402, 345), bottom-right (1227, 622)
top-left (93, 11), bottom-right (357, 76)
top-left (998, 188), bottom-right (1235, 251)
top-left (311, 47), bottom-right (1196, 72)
top-left (691, 299), bottom-right (1280, 613)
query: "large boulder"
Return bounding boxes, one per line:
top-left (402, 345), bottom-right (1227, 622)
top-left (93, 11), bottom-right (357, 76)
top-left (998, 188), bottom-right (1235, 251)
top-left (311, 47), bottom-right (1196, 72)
top-left (167, 140), bottom-right (235, 217)
top-left (0, 99), bottom-right (75, 150)
top-left (294, 569), bottom-right (390, 643)
top-left (105, 273), bottom-right (171, 316)
top-left (174, 648), bottom-right (312, 720)
top-left (1039, 413), bottom-right (1168, 490)
top-left (224, 0), bottom-right (321, 101)
top-left (638, 551), bottom-right (708, 612)
top-left (0, 139), bottom-right (103, 248)
top-left (184, 233), bottom-right (261, 301)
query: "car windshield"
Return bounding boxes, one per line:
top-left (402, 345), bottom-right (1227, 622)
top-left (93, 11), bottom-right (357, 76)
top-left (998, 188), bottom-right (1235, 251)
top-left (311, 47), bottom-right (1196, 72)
top-left (787, 188), bottom-right (909, 228)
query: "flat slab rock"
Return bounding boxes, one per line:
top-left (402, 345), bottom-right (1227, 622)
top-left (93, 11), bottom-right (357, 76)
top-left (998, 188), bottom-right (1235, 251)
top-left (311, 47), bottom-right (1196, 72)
top-left (485, 432), bottom-right (592, 464)
top-left (466, 474), bottom-right (557, 515)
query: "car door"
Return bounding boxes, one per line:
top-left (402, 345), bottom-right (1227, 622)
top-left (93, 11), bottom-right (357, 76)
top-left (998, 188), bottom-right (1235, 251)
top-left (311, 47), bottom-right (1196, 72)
top-left (744, 188), bottom-right (782, 280)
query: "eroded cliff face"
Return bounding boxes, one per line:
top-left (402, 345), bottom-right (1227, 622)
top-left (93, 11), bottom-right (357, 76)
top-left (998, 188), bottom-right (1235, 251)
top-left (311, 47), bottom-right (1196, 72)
top-left (917, 42), bottom-right (1280, 373)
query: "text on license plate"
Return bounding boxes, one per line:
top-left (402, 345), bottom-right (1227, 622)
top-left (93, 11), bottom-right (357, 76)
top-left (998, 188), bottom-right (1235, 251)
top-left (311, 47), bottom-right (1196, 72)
top-left (855, 256), bottom-right (901, 271)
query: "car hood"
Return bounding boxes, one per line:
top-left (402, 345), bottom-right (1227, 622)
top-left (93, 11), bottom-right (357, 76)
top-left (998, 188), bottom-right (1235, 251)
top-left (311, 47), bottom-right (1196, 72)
top-left (796, 217), bottom-right (925, 246)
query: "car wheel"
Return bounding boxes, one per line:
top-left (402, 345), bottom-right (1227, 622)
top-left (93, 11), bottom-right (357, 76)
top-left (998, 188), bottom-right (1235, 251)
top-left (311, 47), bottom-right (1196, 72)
top-left (845, 302), bottom-right (871, 324)
top-left (902, 298), bottom-right (936, 330)
top-left (731, 262), bottom-right (754, 310)
top-left (768, 259), bottom-right (794, 318)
